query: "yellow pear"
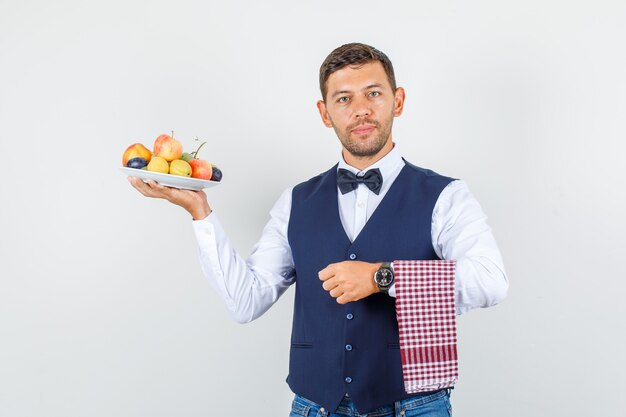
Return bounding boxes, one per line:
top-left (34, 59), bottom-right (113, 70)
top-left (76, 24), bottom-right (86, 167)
top-left (147, 156), bottom-right (169, 174)
top-left (169, 159), bottom-right (192, 177)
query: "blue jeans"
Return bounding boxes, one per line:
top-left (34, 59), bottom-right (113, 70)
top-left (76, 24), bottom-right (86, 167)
top-left (289, 390), bottom-right (452, 417)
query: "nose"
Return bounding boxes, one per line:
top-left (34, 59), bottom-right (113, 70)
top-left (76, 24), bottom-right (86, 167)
top-left (352, 96), bottom-right (371, 118)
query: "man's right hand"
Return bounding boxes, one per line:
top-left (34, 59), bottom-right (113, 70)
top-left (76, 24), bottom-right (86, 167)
top-left (127, 176), bottom-right (212, 220)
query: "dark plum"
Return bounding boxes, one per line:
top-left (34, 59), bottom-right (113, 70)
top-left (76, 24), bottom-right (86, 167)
top-left (211, 166), bottom-right (222, 182)
top-left (126, 157), bottom-right (148, 169)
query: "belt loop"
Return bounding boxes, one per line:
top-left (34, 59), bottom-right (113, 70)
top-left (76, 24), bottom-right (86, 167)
top-left (394, 400), bottom-right (403, 417)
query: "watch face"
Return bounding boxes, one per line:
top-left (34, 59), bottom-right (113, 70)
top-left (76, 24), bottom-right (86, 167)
top-left (376, 268), bottom-right (394, 286)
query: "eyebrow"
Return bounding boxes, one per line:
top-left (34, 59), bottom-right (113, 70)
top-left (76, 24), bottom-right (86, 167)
top-left (331, 90), bottom-right (351, 98)
top-left (331, 83), bottom-right (385, 98)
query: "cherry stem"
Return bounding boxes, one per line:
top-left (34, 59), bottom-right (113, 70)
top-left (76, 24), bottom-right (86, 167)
top-left (193, 140), bottom-right (207, 159)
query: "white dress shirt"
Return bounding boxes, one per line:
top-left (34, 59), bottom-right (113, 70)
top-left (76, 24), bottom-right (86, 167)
top-left (192, 145), bottom-right (508, 323)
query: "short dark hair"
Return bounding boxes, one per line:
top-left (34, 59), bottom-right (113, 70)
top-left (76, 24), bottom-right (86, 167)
top-left (319, 43), bottom-right (397, 101)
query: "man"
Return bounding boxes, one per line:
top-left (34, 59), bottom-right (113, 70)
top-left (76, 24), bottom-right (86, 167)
top-left (129, 43), bottom-right (508, 416)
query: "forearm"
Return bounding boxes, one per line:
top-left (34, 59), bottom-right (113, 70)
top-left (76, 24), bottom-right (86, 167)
top-left (194, 214), bottom-right (294, 323)
top-left (454, 255), bottom-right (507, 314)
top-left (193, 189), bottom-right (296, 322)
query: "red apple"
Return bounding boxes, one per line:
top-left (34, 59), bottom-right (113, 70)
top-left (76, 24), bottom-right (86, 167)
top-left (189, 159), bottom-right (213, 180)
top-left (153, 134), bottom-right (183, 162)
top-left (122, 143), bottom-right (152, 166)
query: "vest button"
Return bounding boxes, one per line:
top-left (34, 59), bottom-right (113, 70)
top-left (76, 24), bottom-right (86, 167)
top-left (346, 313), bottom-right (354, 320)
top-left (349, 253), bottom-right (357, 260)
top-left (345, 376), bottom-right (353, 384)
top-left (345, 344), bottom-right (353, 351)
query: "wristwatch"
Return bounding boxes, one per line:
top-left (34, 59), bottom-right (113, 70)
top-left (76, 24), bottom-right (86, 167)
top-left (374, 262), bottom-right (394, 293)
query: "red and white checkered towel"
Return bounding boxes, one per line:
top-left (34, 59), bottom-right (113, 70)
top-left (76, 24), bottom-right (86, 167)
top-left (394, 260), bottom-right (458, 393)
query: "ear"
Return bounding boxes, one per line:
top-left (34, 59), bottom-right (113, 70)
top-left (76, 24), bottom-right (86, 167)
top-left (393, 87), bottom-right (406, 117)
top-left (317, 100), bottom-right (333, 128)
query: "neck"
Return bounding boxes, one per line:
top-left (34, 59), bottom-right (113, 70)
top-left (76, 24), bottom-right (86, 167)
top-left (342, 139), bottom-right (394, 171)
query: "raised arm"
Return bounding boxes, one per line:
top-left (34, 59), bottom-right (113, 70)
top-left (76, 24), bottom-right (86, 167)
top-left (128, 177), bottom-right (296, 323)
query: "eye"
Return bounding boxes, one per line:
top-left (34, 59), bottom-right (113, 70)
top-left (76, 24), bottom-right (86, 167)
top-left (368, 91), bottom-right (381, 97)
top-left (338, 96), bottom-right (349, 103)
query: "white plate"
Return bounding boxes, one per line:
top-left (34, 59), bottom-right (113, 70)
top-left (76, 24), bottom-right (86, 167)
top-left (120, 167), bottom-right (220, 190)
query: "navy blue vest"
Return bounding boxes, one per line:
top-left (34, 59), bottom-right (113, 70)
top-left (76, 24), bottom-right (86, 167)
top-left (286, 161), bottom-right (454, 413)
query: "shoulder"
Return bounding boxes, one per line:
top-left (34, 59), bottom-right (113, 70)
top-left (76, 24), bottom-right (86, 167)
top-left (435, 179), bottom-right (480, 213)
top-left (401, 159), bottom-right (457, 190)
top-left (292, 164), bottom-right (338, 199)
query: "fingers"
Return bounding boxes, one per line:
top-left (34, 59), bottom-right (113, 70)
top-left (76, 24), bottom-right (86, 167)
top-left (318, 260), bottom-right (379, 304)
top-left (319, 263), bottom-right (346, 301)
top-left (336, 294), bottom-right (351, 305)
top-left (323, 278), bottom-right (337, 292)
top-left (329, 286), bottom-right (342, 298)
top-left (127, 176), bottom-right (212, 220)
top-left (329, 286), bottom-right (357, 304)
top-left (127, 176), bottom-right (142, 188)
top-left (128, 177), bottom-right (177, 199)
top-left (128, 176), bottom-right (152, 196)
top-left (128, 177), bottom-right (162, 197)
top-left (318, 263), bottom-right (336, 281)
top-left (322, 275), bottom-right (352, 301)
top-left (324, 280), bottom-right (346, 303)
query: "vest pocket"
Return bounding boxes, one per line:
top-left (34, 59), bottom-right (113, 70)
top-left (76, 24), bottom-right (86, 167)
top-left (291, 342), bottom-right (313, 349)
top-left (387, 342), bottom-right (400, 349)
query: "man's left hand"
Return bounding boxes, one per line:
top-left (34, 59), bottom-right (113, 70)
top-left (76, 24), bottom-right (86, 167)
top-left (318, 261), bottom-right (380, 304)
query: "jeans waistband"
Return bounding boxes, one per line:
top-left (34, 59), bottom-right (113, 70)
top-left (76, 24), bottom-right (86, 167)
top-left (292, 389), bottom-right (449, 417)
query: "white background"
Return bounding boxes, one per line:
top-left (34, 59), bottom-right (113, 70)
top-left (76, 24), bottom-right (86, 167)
top-left (1, 1), bottom-right (625, 416)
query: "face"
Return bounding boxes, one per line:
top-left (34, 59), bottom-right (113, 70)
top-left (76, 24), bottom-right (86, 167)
top-left (317, 61), bottom-right (405, 165)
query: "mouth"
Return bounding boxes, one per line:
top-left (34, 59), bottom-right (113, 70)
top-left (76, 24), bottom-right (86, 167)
top-left (350, 124), bottom-right (377, 136)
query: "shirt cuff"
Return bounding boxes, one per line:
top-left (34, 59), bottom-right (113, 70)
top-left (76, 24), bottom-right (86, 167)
top-left (191, 212), bottom-right (227, 279)
top-left (192, 212), bottom-right (217, 246)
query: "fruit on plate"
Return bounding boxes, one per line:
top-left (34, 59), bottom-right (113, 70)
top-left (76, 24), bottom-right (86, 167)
top-left (186, 139), bottom-right (222, 181)
top-left (153, 133), bottom-right (183, 162)
top-left (147, 156), bottom-right (169, 173)
top-left (122, 143), bottom-right (152, 166)
top-left (211, 166), bottom-right (222, 182)
top-left (126, 157), bottom-right (148, 169)
top-left (189, 159), bottom-right (212, 180)
top-left (169, 159), bottom-right (192, 177)
top-left (180, 152), bottom-right (194, 162)
top-left (122, 133), bottom-right (223, 183)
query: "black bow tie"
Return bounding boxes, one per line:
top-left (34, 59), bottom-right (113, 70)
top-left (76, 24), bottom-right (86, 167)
top-left (337, 168), bottom-right (383, 195)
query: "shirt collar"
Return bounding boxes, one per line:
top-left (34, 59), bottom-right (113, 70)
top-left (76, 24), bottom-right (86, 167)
top-left (337, 143), bottom-right (403, 181)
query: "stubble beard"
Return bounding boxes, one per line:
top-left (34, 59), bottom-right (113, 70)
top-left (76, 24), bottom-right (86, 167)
top-left (333, 115), bottom-right (394, 158)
